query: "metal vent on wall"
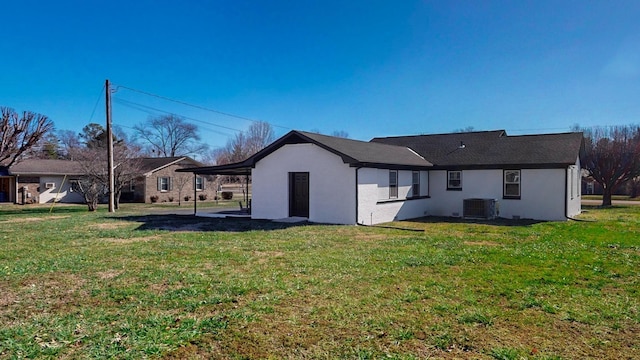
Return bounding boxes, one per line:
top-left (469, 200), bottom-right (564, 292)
top-left (463, 198), bottom-right (498, 220)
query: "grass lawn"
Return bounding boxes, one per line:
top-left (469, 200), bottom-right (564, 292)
top-left (582, 195), bottom-right (640, 201)
top-left (0, 205), bottom-right (638, 359)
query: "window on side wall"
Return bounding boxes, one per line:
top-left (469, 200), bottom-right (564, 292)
top-left (412, 171), bottom-right (420, 197)
top-left (195, 176), bottom-right (205, 191)
top-left (158, 177), bottom-right (171, 192)
top-left (447, 170), bottom-right (462, 190)
top-left (389, 170), bottom-right (398, 198)
top-left (504, 170), bottom-right (521, 199)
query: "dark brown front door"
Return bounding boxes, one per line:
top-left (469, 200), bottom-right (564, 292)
top-left (289, 172), bottom-right (309, 218)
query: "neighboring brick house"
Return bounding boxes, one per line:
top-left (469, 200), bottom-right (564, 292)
top-left (122, 157), bottom-right (217, 204)
top-left (0, 157), bottom-right (217, 205)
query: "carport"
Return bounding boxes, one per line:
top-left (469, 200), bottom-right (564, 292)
top-left (176, 162), bottom-right (252, 216)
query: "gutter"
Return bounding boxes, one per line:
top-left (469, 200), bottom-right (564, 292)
top-left (355, 167), bottom-right (361, 225)
top-left (564, 167), bottom-right (568, 219)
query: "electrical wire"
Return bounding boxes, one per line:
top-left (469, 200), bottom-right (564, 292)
top-left (114, 84), bottom-right (291, 130)
top-left (88, 84), bottom-right (106, 123)
top-left (112, 98), bottom-right (237, 137)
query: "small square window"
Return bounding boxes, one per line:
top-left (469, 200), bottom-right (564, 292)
top-left (447, 171), bottom-right (462, 190)
top-left (504, 170), bottom-right (521, 198)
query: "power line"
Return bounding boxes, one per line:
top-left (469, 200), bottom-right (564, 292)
top-left (88, 84), bottom-right (106, 123)
top-left (112, 97), bottom-right (239, 136)
top-left (113, 84), bottom-right (291, 130)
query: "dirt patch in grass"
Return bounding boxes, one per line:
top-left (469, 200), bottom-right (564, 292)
top-left (253, 251), bottom-right (285, 264)
top-left (101, 235), bottom-right (161, 244)
top-left (1, 215), bottom-right (70, 223)
top-left (0, 272), bottom-right (87, 325)
top-left (92, 222), bottom-right (132, 230)
top-left (463, 241), bottom-right (499, 246)
top-left (96, 269), bottom-right (124, 280)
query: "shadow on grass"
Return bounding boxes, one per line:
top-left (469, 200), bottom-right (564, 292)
top-left (405, 216), bottom-right (546, 227)
top-left (116, 214), bottom-right (311, 232)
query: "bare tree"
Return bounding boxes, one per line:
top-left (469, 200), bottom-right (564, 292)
top-left (453, 126), bottom-right (475, 133)
top-left (69, 146), bottom-right (107, 211)
top-left (580, 125), bottom-right (640, 206)
top-left (173, 173), bottom-right (192, 206)
top-left (133, 114), bottom-right (206, 157)
top-left (246, 121), bottom-right (275, 154)
top-left (58, 130), bottom-right (82, 159)
top-left (0, 107), bottom-right (54, 167)
top-left (215, 121), bottom-right (275, 165)
top-left (331, 130), bottom-right (349, 138)
top-left (68, 126), bottom-right (142, 210)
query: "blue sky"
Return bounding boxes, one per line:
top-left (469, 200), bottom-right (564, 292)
top-left (2, 1), bottom-right (640, 151)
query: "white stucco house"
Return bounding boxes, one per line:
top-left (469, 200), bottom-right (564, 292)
top-left (0, 159), bottom-right (85, 204)
top-left (180, 130), bottom-right (583, 225)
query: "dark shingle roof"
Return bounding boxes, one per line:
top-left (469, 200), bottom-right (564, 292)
top-left (371, 130), bottom-right (583, 168)
top-left (292, 131), bottom-right (432, 167)
top-left (9, 159), bottom-right (85, 176)
top-left (138, 157), bottom-right (203, 174)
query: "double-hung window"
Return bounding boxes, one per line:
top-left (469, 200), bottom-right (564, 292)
top-left (447, 171), bottom-right (462, 190)
top-left (412, 171), bottom-right (420, 197)
top-left (504, 170), bottom-right (521, 199)
top-left (158, 177), bottom-right (171, 192)
top-left (389, 170), bottom-right (398, 198)
top-left (195, 177), bottom-right (205, 191)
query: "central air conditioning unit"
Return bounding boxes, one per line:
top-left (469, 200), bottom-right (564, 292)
top-left (463, 198), bottom-right (499, 220)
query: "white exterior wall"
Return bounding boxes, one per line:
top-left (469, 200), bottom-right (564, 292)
top-left (357, 168), bottom-right (429, 225)
top-left (428, 167), bottom-right (576, 221)
top-left (38, 176), bottom-right (84, 204)
top-left (566, 157), bottom-right (582, 218)
top-left (251, 143), bottom-right (356, 224)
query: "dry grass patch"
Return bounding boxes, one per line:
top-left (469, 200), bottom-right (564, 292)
top-left (1, 215), bottom-right (70, 223)
top-left (463, 241), bottom-right (500, 246)
top-left (101, 235), bottom-right (161, 244)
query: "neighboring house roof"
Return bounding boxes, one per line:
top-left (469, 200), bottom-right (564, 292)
top-left (371, 130), bottom-right (583, 169)
top-left (178, 130), bottom-right (433, 175)
top-left (4, 157), bottom-right (204, 178)
top-left (8, 159), bottom-right (85, 176)
top-left (138, 157), bottom-right (204, 176)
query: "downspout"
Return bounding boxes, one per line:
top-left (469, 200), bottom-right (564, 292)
top-left (564, 167), bottom-right (568, 219)
top-left (193, 173), bottom-right (197, 216)
top-left (355, 167), bottom-right (361, 225)
top-left (245, 172), bottom-right (249, 208)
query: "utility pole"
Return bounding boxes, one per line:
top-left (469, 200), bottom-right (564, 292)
top-left (106, 79), bottom-right (115, 212)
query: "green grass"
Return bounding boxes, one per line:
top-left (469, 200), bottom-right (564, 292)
top-left (0, 204), bottom-right (638, 359)
top-left (582, 194), bottom-right (640, 201)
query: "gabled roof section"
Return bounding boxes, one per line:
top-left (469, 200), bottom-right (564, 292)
top-left (252, 130), bottom-right (432, 168)
top-left (371, 130), bottom-right (583, 168)
top-left (177, 130), bottom-right (432, 175)
top-left (139, 156), bottom-right (203, 176)
top-left (8, 159), bottom-right (85, 176)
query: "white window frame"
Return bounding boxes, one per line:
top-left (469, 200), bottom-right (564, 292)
top-left (195, 176), bottom-right (204, 191)
top-left (412, 171), bottom-right (420, 197)
top-left (389, 170), bottom-right (398, 199)
top-left (447, 170), bottom-right (462, 190)
top-left (158, 177), bottom-right (170, 192)
top-left (504, 169), bottom-right (521, 199)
